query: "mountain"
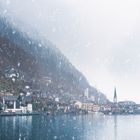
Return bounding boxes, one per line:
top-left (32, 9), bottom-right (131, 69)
top-left (0, 17), bottom-right (107, 104)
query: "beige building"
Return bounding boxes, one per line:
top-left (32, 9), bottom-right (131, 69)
top-left (74, 101), bottom-right (100, 112)
top-left (74, 101), bottom-right (82, 109)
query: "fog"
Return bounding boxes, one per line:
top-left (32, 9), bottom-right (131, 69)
top-left (1, 0), bottom-right (140, 102)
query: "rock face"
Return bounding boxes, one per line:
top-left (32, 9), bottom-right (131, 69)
top-left (0, 17), bottom-right (107, 104)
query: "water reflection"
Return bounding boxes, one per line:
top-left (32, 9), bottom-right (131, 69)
top-left (0, 114), bottom-right (140, 140)
top-left (0, 116), bottom-right (32, 140)
top-left (114, 116), bottom-right (118, 140)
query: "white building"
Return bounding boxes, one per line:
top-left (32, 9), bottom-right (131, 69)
top-left (84, 88), bottom-right (89, 99)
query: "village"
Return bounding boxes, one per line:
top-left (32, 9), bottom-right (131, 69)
top-left (1, 86), bottom-right (140, 116)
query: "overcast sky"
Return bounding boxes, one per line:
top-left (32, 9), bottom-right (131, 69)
top-left (1, 0), bottom-right (140, 102)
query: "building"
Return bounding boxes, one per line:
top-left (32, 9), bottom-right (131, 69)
top-left (82, 102), bottom-right (93, 111)
top-left (2, 95), bottom-right (33, 113)
top-left (27, 103), bottom-right (33, 113)
top-left (92, 105), bottom-right (100, 112)
top-left (100, 104), bottom-right (112, 112)
top-left (74, 101), bottom-right (100, 112)
top-left (118, 101), bottom-right (136, 114)
top-left (74, 101), bottom-right (82, 109)
top-left (84, 88), bottom-right (89, 99)
top-left (2, 96), bottom-right (20, 112)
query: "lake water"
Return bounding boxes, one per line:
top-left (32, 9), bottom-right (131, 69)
top-left (0, 114), bottom-right (140, 140)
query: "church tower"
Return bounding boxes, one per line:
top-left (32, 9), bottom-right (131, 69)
top-left (113, 87), bottom-right (117, 103)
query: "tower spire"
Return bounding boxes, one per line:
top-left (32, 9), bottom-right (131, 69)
top-left (113, 87), bottom-right (117, 103)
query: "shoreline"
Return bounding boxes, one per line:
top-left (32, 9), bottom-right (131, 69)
top-left (0, 112), bottom-right (40, 116)
top-left (1, 111), bottom-right (140, 117)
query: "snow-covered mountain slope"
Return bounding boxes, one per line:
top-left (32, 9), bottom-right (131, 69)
top-left (0, 17), bottom-right (107, 103)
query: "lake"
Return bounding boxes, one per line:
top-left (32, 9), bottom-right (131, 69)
top-left (0, 114), bottom-right (140, 140)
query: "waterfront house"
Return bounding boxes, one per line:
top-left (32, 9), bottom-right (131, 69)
top-left (91, 104), bottom-right (100, 112)
top-left (2, 95), bottom-right (33, 113)
top-left (74, 101), bottom-right (100, 112)
top-left (81, 101), bottom-right (100, 112)
top-left (74, 101), bottom-right (82, 109)
top-left (100, 104), bottom-right (112, 114)
top-left (103, 105), bottom-right (112, 111)
top-left (118, 101), bottom-right (136, 114)
top-left (2, 95), bottom-right (20, 112)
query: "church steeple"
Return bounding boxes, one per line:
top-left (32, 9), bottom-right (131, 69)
top-left (113, 87), bottom-right (117, 103)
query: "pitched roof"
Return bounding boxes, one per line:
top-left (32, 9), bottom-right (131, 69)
top-left (3, 96), bottom-right (18, 101)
